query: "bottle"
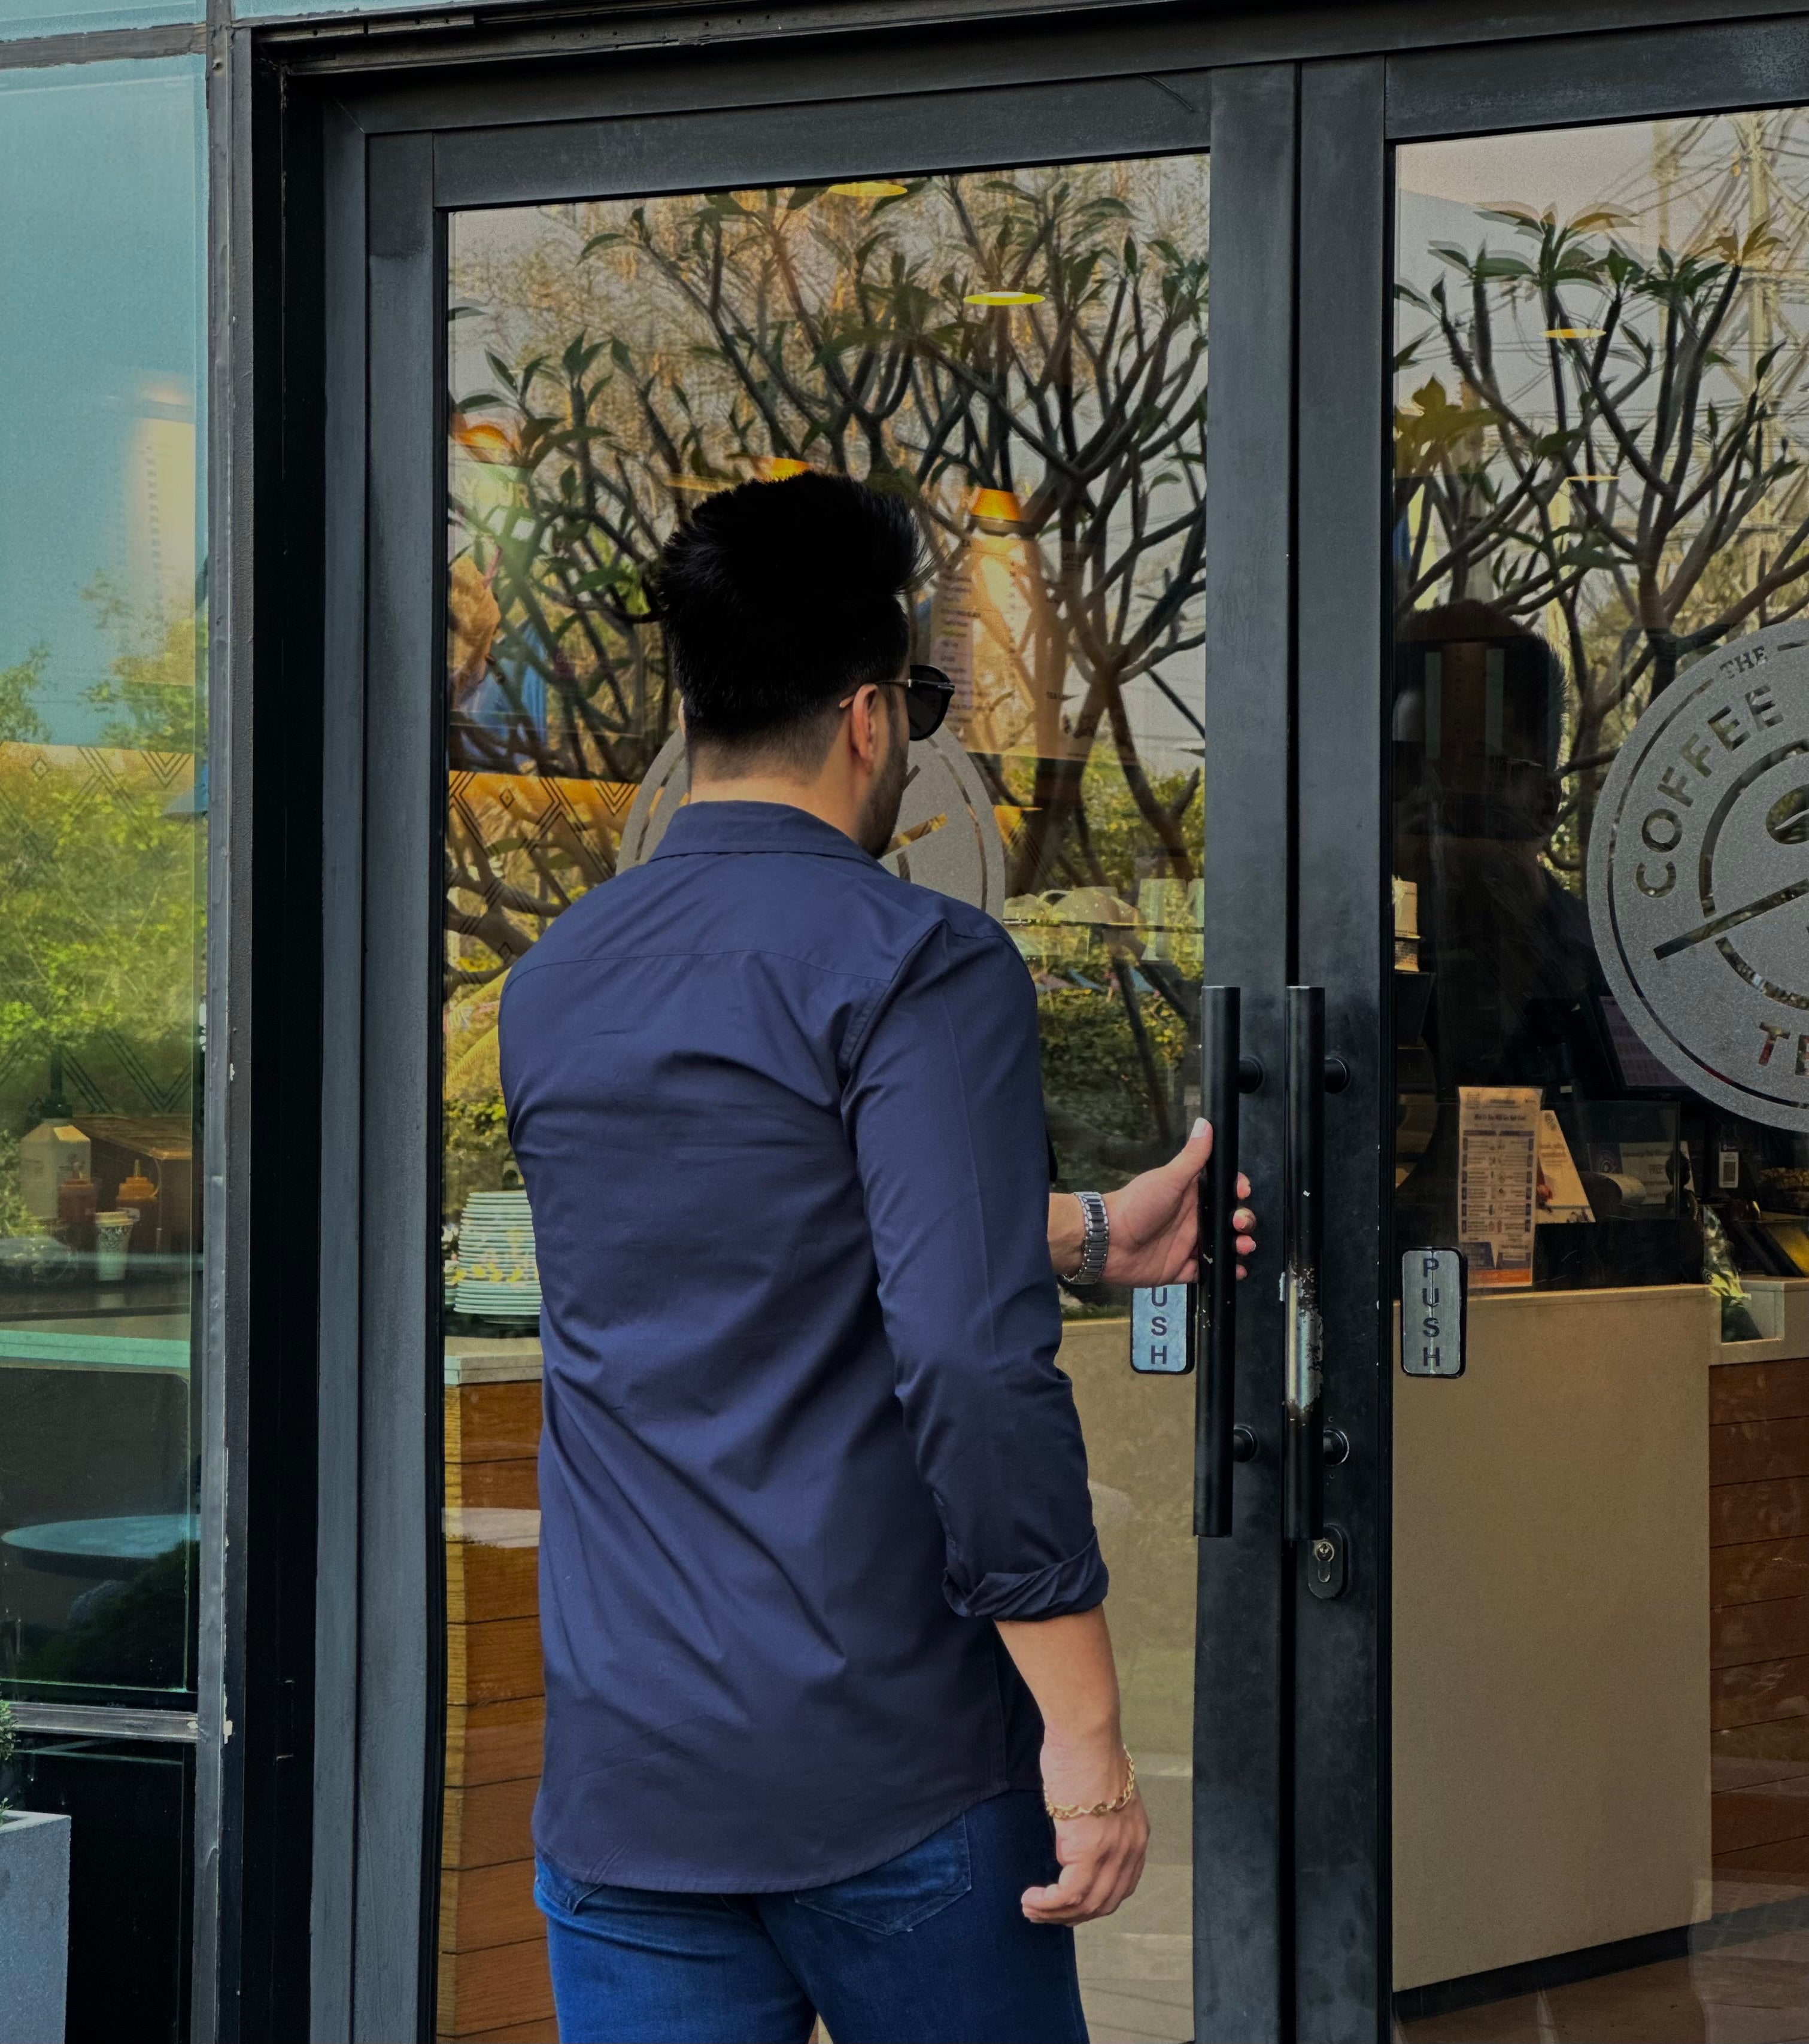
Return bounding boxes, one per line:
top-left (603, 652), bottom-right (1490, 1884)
top-left (117, 1161), bottom-right (159, 1253)
top-left (57, 1172), bottom-right (97, 1256)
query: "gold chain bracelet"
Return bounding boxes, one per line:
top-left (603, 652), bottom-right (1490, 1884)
top-left (1044, 1751), bottom-right (1137, 1821)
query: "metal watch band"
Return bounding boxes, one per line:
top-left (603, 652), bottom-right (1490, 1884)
top-left (1066, 1190), bottom-right (1110, 1287)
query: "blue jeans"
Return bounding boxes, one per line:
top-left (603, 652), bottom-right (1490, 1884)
top-left (536, 1789), bottom-right (1088, 2044)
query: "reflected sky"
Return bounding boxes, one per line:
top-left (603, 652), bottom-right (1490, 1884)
top-left (0, 59), bottom-right (205, 746)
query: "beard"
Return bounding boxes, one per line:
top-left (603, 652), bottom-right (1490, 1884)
top-left (854, 698), bottom-right (910, 858)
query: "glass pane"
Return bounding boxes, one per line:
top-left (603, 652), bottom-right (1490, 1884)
top-left (0, 0), bottom-right (196, 45)
top-left (1392, 113), bottom-right (1809, 2040)
top-left (0, 59), bottom-right (207, 1710)
top-left (6, 1733), bottom-right (195, 2043)
top-left (441, 160), bottom-right (1206, 2043)
top-left (232, 0), bottom-right (414, 19)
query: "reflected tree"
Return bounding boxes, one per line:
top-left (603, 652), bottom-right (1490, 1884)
top-left (1397, 196), bottom-right (1809, 867)
top-left (448, 164), bottom-right (1209, 1167)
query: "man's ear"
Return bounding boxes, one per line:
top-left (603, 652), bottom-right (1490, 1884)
top-left (845, 684), bottom-right (881, 770)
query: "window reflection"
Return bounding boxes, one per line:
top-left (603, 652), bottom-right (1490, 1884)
top-left (0, 60), bottom-right (206, 1706)
top-left (442, 158), bottom-right (1207, 2044)
top-left (9, 1734), bottom-right (195, 2041)
top-left (0, 0), bottom-right (196, 43)
top-left (1389, 113), bottom-right (1809, 1289)
top-left (1393, 113), bottom-right (1809, 2043)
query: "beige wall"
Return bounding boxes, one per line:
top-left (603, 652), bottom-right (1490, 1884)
top-left (1393, 1286), bottom-right (1714, 1990)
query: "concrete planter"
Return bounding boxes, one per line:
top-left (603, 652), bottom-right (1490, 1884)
top-left (0, 1810), bottom-right (69, 2044)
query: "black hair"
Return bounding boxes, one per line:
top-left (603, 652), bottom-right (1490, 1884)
top-left (657, 472), bottom-right (924, 763)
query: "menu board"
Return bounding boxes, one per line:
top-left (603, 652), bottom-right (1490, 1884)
top-left (1458, 1086), bottom-right (1541, 1289)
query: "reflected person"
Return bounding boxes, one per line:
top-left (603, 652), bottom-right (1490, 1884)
top-left (501, 473), bottom-right (1252, 2044)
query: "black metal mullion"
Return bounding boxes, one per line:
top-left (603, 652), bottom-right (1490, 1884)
top-left (193, 0), bottom-right (236, 2028)
top-left (311, 90), bottom-right (371, 2044)
top-left (430, 69), bottom-right (1212, 208)
top-left (268, 0), bottom-right (1809, 94)
top-left (1293, 53), bottom-right (1391, 2044)
top-left (1388, 16), bottom-right (1809, 139)
top-left (1197, 57), bottom-right (1297, 2044)
top-left (353, 124), bottom-right (443, 2044)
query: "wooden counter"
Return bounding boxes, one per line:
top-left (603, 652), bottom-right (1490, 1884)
top-left (439, 1341), bottom-right (551, 2044)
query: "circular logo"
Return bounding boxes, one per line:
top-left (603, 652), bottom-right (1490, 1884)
top-left (618, 727), bottom-right (1008, 919)
top-left (1590, 621), bottom-right (1809, 1128)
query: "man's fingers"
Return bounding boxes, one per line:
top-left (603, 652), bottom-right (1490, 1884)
top-left (1022, 1811), bottom-right (1149, 1924)
top-left (1233, 1208), bottom-right (1256, 1232)
top-left (1022, 1851), bottom-right (1142, 1924)
top-left (1236, 1234), bottom-right (1256, 1257)
top-left (1021, 1863), bottom-right (1096, 1922)
top-left (1236, 1172), bottom-right (1252, 1200)
top-left (1021, 1872), bottom-right (1110, 1924)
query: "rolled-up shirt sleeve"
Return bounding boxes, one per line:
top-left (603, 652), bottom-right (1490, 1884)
top-left (842, 915), bottom-right (1107, 1623)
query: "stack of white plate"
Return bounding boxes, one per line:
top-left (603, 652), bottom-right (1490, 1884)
top-left (454, 1189), bottom-right (541, 1319)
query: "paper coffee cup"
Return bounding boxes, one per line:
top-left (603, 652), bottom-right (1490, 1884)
top-left (94, 1210), bottom-right (135, 1281)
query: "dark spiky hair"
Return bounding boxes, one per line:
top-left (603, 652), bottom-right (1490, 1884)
top-left (657, 472), bottom-right (923, 754)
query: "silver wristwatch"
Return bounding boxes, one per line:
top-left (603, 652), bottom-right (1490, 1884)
top-left (1063, 1190), bottom-right (1110, 1288)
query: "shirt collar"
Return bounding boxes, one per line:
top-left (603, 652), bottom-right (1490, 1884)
top-left (648, 799), bottom-right (879, 867)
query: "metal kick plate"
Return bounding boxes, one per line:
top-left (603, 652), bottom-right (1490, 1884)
top-left (1401, 1248), bottom-right (1466, 1378)
top-left (1130, 1284), bottom-right (1195, 1374)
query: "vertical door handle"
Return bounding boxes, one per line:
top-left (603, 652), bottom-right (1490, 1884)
top-left (1196, 987), bottom-right (1242, 1537)
top-left (1283, 986), bottom-right (1326, 1545)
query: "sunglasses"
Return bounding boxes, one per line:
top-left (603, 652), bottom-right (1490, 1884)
top-left (842, 665), bottom-right (956, 741)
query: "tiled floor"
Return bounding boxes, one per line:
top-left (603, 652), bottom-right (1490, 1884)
top-left (1397, 1904), bottom-right (1809, 2044)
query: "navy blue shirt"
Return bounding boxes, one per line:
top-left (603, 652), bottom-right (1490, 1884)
top-left (499, 800), bottom-right (1106, 1893)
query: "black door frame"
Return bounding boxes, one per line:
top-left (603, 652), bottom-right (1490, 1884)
top-left (251, 5), bottom-right (1809, 2040)
top-left (306, 43), bottom-right (1241, 2044)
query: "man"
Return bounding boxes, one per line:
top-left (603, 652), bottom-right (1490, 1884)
top-left (500, 473), bottom-right (1255, 2044)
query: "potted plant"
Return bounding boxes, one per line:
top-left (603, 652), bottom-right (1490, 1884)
top-left (0, 1699), bottom-right (69, 2044)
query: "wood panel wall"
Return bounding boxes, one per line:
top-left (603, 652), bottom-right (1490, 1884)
top-left (1710, 1356), bottom-right (1809, 1900)
top-left (440, 1376), bottom-right (556, 2044)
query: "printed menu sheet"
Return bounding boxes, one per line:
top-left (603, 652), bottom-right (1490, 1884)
top-left (1458, 1086), bottom-right (1541, 1289)
top-left (1536, 1110), bottom-right (1594, 1226)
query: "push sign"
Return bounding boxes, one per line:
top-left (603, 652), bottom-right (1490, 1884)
top-left (1401, 1249), bottom-right (1466, 1378)
top-left (1130, 1284), bottom-right (1195, 1375)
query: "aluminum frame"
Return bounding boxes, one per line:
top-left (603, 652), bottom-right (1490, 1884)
top-left (262, 4), bottom-right (1809, 2042)
top-left (310, 47), bottom-right (1229, 2044)
top-left (1197, 58), bottom-right (1294, 2044)
top-left (1294, 53), bottom-right (1391, 2044)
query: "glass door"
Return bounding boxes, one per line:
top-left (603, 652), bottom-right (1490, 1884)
top-left (1385, 98), bottom-right (1809, 2044)
top-left (432, 133), bottom-right (1214, 2044)
top-left (318, 23), bottom-right (1809, 2044)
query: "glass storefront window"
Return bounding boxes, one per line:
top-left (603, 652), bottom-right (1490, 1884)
top-left (440, 159), bottom-right (1206, 2042)
top-left (231, 0), bottom-right (416, 17)
top-left (0, 0), bottom-right (198, 45)
top-left (0, 58), bottom-right (207, 1711)
top-left (1392, 111), bottom-right (1809, 2039)
top-left (7, 1733), bottom-right (195, 2041)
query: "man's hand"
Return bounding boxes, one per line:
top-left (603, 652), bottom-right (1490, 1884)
top-left (1048, 1120), bottom-right (1256, 1286)
top-left (994, 1611), bottom-right (1149, 1926)
top-left (1019, 1736), bottom-right (1150, 1925)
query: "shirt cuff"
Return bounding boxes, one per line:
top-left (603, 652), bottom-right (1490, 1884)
top-left (943, 1534), bottom-right (1109, 1622)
